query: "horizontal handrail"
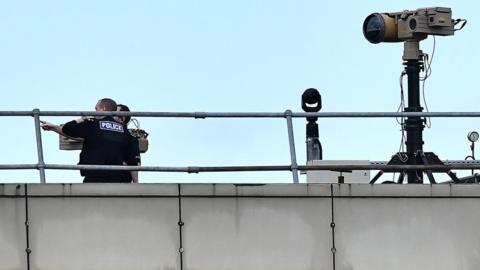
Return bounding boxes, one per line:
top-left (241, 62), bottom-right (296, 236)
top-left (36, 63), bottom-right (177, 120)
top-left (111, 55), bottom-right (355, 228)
top-left (2, 110), bottom-right (480, 118)
top-left (2, 163), bottom-right (480, 172)
top-left (2, 109), bottom-right (479, 183)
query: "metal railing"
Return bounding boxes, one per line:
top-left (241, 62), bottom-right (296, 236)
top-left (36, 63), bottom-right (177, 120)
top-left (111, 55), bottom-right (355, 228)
top-left (3, 109), bottom-right (480, 184)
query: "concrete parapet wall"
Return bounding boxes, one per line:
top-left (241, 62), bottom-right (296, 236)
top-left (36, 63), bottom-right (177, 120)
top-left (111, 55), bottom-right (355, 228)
top-left (1, 183), bottom-right (480, 270)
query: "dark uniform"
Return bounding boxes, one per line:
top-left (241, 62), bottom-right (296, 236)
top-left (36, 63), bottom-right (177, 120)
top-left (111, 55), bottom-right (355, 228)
top-left (62, 116), bottom-right (141, 183)
top-left (123, 134), bottom-right (141, 182)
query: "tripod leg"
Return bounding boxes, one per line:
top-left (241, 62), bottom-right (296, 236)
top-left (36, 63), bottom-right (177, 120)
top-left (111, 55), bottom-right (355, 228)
top-left (420, 153), bottom-right (436, 184)
top-left (398, 172), bottom-right (405, 184)
top-left (370, 170), bottom-right (384, 184)
top-left (447, 170), bottom-right (460, 183)
top-left (425, 170), bottom-right (436, 184)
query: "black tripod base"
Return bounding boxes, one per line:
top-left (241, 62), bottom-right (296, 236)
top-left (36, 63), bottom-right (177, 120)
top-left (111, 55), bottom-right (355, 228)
top-left (370, 151), bottom-right (459, 184)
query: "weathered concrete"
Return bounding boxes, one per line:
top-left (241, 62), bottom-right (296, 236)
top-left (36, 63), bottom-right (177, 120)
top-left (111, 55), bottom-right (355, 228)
top-left (1, 183), bottom-right (480, 270)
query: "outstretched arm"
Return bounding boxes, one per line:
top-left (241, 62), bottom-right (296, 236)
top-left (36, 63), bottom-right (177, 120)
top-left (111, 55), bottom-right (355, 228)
top-left (40, 120), bottom-right (67, 136)
top-left (42, 118), bottom-right (90, 139)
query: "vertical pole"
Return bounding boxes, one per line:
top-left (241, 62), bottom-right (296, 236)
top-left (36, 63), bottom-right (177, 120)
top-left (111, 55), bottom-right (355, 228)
top-left (285, 110), bottom-right (299, 184)
top-left (404, 60), bottom-right (424, 183)
top-left (471, 142), bottom-right (475, 175)
top-left (32, 109), bottom-right (46, 183)
top-left (403, 40), bottom-right (425, 184)
top-left (306, 121), bottom-right (322, 161)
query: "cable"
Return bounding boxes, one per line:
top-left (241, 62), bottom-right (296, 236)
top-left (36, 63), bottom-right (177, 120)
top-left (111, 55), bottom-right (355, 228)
top-left (422, 36), bottom-right (435, 80)
top-left (396, 71), bottom-right (408, 163)
top-left (396, 131), bottom-right (408, 163)
top-left (24, 184), bottom-right (31, 270)
top-left (330, 185), bottom-right (337, 270)
top-left (396, 71), bottom-right (407, 125)
top-left (177, 184), bottom-right (184, 270)
top-left (420, 36), bottom-right (436, 128)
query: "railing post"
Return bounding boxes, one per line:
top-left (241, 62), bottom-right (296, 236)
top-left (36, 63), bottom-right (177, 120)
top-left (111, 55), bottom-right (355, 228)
top-left (285, 110), bottom-right (299, 183)
top-left (32, 109), bottom-right (46, 183)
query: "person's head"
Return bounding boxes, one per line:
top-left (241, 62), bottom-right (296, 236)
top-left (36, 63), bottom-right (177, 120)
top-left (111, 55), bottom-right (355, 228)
top-left (95, 98), bottom-right (117, 112)
top-left (116, 104), bottom-right (131, 124)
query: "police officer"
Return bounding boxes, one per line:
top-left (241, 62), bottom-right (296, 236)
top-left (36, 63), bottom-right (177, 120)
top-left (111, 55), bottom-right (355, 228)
top-left (41, 98), bottom-right (138, 183)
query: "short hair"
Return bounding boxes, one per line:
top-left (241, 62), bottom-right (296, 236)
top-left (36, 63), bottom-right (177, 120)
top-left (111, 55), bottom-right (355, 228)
top-left (117, 104), bottom-right (131, 124)
top-left (98, 98), bottom-right (117, 111)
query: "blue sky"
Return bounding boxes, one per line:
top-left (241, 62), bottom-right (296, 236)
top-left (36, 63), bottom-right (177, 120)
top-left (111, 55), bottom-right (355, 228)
top-left (1, 1), bottom-right (478, 183)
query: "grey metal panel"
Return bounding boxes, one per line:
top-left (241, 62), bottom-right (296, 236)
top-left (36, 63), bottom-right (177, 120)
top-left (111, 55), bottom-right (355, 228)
top-left (0, 198), bottom-right (26, 270)
top-left (180, 183), bottom-right (331, 197)
top-left (306, 160), bottom-right (370, 184)
top-left (26, 183), bottom-right (179, 196)
top-left (450, 184), bottom-right (480, 196)
top-left (334, 197), bottom-right (480, 270)
top-left (0, 183), bottom-right (25, 196)
top-left (182, 197), bottom-right (333, 270)
top-left (334, 183), bottom-right (480, 197)
top-left (28, 197), bottom-right (179, 270)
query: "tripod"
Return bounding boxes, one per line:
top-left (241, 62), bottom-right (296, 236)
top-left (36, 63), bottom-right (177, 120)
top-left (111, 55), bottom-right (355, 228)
top-left (370, 40), bottom-right (459, 184)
